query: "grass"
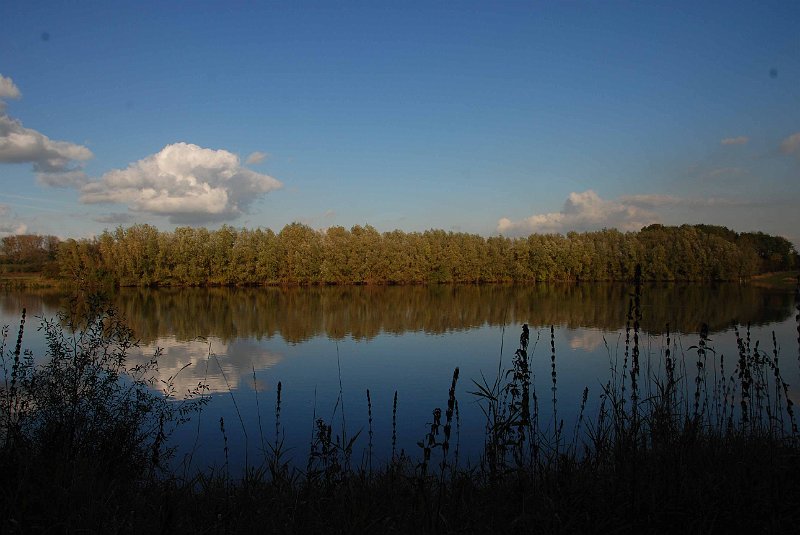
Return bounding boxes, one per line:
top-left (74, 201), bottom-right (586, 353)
top-left (2, 280), bottom-right (800, 533)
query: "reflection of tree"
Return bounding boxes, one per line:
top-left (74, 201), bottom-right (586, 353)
top-left (127, 337), bottom-right (284, 397)
top-left (0, 288), bottom-right (65, 316)
top-left (3, 284), bottom-right (793, 347)
top-left (102, 284), bottom-right (795, 343)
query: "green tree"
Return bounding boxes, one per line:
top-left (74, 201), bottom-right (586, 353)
top-left (278, 223), bottom-right (323, 284)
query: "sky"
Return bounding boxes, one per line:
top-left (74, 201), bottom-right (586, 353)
top-left (1, 1), bottom-right (798, 246)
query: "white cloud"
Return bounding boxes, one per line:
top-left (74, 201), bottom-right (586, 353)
top-left (36, 168), bottom-right (89, 188)
top-left (721, 136), bottom-right (748, 146)
top-left (245, 151), bottom-right (268, 165)
top-left (498, 191), bottom-right (767, 236)
top-left (0, 74), bottom-right (22, 102)
top-left (0, 115), bottom-right (92, 170)
top-left (780, 132), bottom-right (800, 155)
top-left (498, 190), bottom-right (658, 236)
top-left (0, 222), bottom-right (27, 235)
top-left (0, 204), bottom-right (28, 236)
top-left (80, 142), bottom-right (283, 224)
top-left (0, 74), bottom-right (93, 184)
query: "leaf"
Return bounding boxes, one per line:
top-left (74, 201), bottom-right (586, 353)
top-left (345, 429), bottom-right (362, 452)
top-left (469, 379), bottom-right (498, 401)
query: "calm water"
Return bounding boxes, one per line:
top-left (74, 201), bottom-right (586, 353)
top-left (2, 283), bottom-right (797, 472)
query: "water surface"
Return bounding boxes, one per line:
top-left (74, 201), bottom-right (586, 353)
top-left (2, 283), bottom-right (797, 472)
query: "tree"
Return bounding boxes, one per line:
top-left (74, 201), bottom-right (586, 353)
top-left (278, 223), bottom-right (323, 284)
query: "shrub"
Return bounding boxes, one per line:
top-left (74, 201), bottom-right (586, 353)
top-left (0, 295), bottom-right (206, 529)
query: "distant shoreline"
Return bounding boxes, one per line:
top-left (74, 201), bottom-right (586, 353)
top-left (2, 270), bottom-right (798, 291)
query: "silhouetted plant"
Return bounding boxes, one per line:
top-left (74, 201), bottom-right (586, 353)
top-left (471, 325), bottom-right (543, 474)
top-left (0, 294), bottom-right (208, 531)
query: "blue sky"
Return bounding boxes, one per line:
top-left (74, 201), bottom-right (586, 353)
top-left (1, 1), bottom-right (798, 245)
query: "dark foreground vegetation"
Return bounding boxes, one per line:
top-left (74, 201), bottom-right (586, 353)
top-left (2, 222), bottom-right (798, 287)
top-left (2, 276), bottom-right (800, 534)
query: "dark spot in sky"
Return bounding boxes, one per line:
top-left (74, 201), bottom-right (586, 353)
top-left (41, 31), bottom-right (50, 42)
top-left (769, 68), bottom-right (778, 79)
top-left (125, 100), bottom-right (135, 110)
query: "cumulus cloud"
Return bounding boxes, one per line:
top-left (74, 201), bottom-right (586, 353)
top-left (0, 74), bottom-right (22, 103)
top-left (780, 132), bottom-right (800, 155)
top-left (0, 74), bottom-right (92, 185)
top-left (498, 191), bottom-right (761, 236)
top-left (80, 142), bottom-right (283, 224)
top-left (245, 151), bottom-right (268, 165)
top-left (721, 136), bottom-right (749, 146)
top-left (0, 115), bottom-right (92, 173)
top-left (0, 204), bottom-right (28, 236)
top-left (0, 221), bottom-right (26, 235)
top-left (498, 190), bottom-right (658, 236)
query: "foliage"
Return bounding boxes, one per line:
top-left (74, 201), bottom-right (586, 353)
top-left (41, 222), bottom-right (800, 287)
top-left (0, 234), bottom-right (61, 277)
top-left (0, 296), bottom-right (207, 529)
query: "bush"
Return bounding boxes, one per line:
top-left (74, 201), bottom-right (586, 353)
top-left (0, 295), bottom-right (206, 529)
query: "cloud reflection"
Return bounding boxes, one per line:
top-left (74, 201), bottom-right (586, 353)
top-left (129, 336), bottom-right (284, 397)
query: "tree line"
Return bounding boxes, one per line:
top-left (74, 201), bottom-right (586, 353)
top-left (2, 223), bottom-right (797, 286)
top-left (0, 234), bottom-right (61, 276)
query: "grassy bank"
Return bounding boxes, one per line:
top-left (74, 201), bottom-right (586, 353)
top-left (0, 272), bottom-right (62, 289)
top-left (2, 282), bottom-right (800, 533)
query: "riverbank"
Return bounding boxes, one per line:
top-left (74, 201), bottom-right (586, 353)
top-left (0, 273), bottom-right (61, 289)
top-left (750, 270), bottom-right (800, 290)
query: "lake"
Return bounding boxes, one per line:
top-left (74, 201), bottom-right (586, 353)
top-left (2, 283), bottom-right (797, 473)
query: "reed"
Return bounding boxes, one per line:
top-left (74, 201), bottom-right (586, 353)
top-left (266, 380), bottom-right (290, 485)
top-left (219, 416), bottom-right (229, 480)
top-left (550, 324), bottom-right (558, 448)
top-left (213, 351), bottom-right (249, 468)
top-left (630, 265), bottom-right (641, 422)
top-left (1, 309), bottom-right (26, 448)
top-left (366, 388), bottom-right (373, 474)
top-left (440, 367), bottom-right (459, 474)
top-left (253, 365), bottom-right (266, 458)
top-left (391, 390), bottom-right (398, 462)
top-left (796, 274), bottom-right (800, 363)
